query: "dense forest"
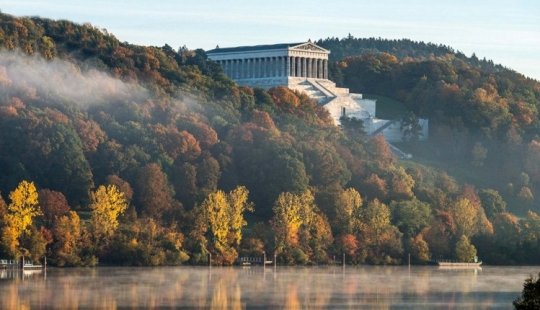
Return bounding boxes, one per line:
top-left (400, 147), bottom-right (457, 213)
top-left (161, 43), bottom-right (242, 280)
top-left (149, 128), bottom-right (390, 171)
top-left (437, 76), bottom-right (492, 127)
top-left (0, 13), bottom-right (540, 267)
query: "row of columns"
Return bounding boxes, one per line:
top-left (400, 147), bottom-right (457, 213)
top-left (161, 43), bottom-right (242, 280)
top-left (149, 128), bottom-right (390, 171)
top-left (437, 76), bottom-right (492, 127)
top-left (216, 56), bottom-right (328, 80)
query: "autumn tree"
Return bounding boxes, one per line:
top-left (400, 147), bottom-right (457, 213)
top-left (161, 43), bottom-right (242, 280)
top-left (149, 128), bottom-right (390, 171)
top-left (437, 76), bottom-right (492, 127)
top-left (38, 189), bottom-right (70, 228)
top-left (227, 186), bottom-right (254, 248)
top-left (406, 234), bottom-right (430, 262)
top-left (368, 135), bottom-right (395, 170)
top-left (1, 181), bottom-right (42, 257)
top-left (271, 190), bottom-right (331, 264)
top-left (358, 199), bottom-right (403, 263)
top-left (271, 191), bottom-right (312, 254)
top-left (448, 198), bottom-right (479, 238)
top-left (200, 186), bottom-right (254, 264)
top-left (52, 211), bottom-right (84, 266)
top-left (333, 188), bottom-right (363, 235)
top-left (434, 172), bottom-right (458, 194)
top-left (203, 189), bottom-right (230, 252)
top-left (134, 163), bottom-right (178, 220)
top-left (388, 167), bottom-right (415, 201)
top-left (89, 184), bottom-right (128, 251)
top-left (422, 211), bottom-right (456, 258)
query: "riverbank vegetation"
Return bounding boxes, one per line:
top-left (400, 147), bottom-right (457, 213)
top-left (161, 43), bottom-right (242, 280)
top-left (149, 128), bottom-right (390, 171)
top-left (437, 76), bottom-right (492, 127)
top-left (0, 13), bottom-right (540, 266)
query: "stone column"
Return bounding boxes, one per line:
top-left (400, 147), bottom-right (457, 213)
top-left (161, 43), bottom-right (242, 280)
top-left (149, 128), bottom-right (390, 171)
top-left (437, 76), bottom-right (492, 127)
top-left (303, 58), bottom-right (307, 77)
top-left (238, 59), bottom-right (243, 79)
top-left (253, 58), bottom-right (260, 78)
top-left (290, 57), bottom-right (295, 77)
top-left (307, 58), bottom-right (312, 78)
top-left (222, 60), bottom-right (227, 77)
top-left (324, 59), bottom-right (329, 79)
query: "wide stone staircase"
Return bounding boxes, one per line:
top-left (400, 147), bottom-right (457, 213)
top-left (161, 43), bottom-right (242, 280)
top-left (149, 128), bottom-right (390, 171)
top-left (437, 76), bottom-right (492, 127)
top-left (289, 79), bottom-right (336, 104)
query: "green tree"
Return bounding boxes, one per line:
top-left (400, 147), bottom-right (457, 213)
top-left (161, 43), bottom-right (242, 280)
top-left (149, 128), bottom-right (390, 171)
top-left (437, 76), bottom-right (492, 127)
top-left (400, 111), bottom-right (423, 143)
top-left (513, 273), bottom-right (540, 309)
top-left (358, 199), bottom-right (403, 263)
top-left (455, 235), bottom-right (477, 262)
top-left (471, 142), bottom-right (488, 167)
top-left (478, 189), bottom-right (506, 220)
top-left (390, 199), bottom-right (432, 238)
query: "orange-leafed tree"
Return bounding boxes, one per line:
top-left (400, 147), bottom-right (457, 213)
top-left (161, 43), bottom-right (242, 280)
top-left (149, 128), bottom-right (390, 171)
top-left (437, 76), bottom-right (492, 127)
top-left (52, 211), bottom-right (84, 266)
top-left (135, 163), bottom-right (178, 220)
top-left (38, 189), bottom-right (71, 228)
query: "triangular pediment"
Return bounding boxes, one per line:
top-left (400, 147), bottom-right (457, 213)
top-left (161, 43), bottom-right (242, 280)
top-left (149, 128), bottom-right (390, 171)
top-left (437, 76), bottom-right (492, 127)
top-left (290, 42), bottom-right (330, 53)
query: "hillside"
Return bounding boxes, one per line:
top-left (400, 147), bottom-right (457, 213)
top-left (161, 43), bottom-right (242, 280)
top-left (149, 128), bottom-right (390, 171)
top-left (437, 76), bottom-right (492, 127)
top-left (1, 13), bottom-right (540, 267)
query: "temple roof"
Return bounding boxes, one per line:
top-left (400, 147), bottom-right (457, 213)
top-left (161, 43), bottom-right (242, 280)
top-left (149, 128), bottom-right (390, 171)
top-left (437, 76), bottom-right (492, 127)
top-left (207, 42), bottom-right (309, 54)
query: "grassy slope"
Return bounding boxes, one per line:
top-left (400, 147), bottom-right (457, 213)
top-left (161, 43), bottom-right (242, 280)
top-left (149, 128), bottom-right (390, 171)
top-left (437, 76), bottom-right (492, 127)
top-left (365, 94), bottom-right (408, 119)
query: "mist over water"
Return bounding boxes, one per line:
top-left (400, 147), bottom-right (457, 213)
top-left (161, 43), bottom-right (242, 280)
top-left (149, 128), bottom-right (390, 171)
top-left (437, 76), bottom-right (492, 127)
top-left (0, 266), bottom-right (536, 309)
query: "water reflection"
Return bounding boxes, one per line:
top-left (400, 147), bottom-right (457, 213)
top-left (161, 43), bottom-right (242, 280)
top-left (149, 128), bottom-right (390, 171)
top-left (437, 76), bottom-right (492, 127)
top-left (0, 265), bottom-right (534, 309)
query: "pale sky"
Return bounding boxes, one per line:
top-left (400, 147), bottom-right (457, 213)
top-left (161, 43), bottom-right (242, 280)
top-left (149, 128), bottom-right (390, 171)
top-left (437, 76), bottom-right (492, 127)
top-left (2, 0), bottom-right (540, 80)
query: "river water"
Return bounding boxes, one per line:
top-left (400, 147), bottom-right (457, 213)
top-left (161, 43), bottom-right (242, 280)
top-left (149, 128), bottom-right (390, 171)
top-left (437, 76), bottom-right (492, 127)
top-left (0, 265), bottom-right (537, 309)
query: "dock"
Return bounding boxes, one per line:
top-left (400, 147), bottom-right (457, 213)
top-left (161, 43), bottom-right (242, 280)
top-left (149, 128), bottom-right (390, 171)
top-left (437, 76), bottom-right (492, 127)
top-left (1, 259), bottom-right (43, 270)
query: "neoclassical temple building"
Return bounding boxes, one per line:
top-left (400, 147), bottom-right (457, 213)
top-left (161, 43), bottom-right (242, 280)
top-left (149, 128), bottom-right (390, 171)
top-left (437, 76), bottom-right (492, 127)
top-left (207, 41), bottom-right (428, 144)
top-left (206, 41), bottom-right (330, 88)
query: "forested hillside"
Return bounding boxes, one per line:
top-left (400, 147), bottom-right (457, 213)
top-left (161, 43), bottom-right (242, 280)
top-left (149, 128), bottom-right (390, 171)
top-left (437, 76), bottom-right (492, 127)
top-left (0, 13), bottom-right (540, 267)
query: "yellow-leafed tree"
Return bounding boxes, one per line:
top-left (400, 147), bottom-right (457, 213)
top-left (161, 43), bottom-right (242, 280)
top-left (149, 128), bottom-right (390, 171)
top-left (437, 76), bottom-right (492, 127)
top-left (90, 184), bottom-right (127, 249)
top-left (5, 180), bottom-right (41, 237)
top-left (200, 186), bottom-right (254, 264)
top-left (227, 186), bottom-right (254, 248)
top-left (204, 189), bottom-right (230, 250)
top-left (1, 181), bottom-right (42, 257)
